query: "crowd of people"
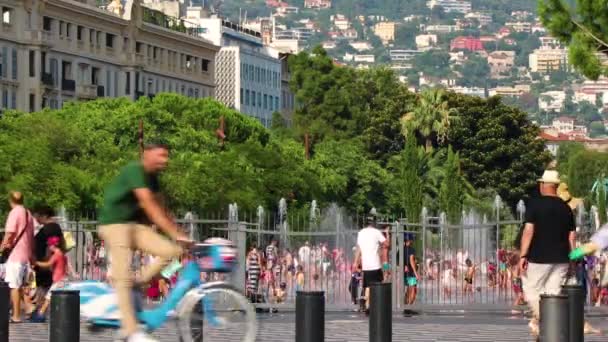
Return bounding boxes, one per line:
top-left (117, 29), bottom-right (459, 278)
top-left (0, 192), bottom-right (76, 323)
top-left (6, 166), bottom-right (608, 340)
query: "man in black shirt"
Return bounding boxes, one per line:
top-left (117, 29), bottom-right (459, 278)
top-left (519, 170), bottom-right (575, 336)
top-left (33, 207), bottom-right (64, 306)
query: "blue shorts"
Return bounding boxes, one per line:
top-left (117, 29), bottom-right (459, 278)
top-left (406, 277), bottom-right (417, 287)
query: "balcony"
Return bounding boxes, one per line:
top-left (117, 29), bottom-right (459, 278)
top-left (97, 85), bottom-right (105, 97)
top-left (106, 47), bottom-right (115, 58)
top-left (135, 53), bottom-right (145, 64)
top-left (76, 84), bottom-right (97, 99)
top-left (41, 73), bottom-right (54, 87)
top-left (61, 79), bottom-right (75, 92)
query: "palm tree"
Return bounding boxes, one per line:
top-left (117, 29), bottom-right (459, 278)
top-left (401, 88), bottom-right (458, 153)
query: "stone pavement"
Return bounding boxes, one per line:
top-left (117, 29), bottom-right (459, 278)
top-left (9, 314), bottom-right (608, 341)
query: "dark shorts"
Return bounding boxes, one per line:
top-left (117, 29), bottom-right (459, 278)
top-left (362, 269), bottom-right (383, 288)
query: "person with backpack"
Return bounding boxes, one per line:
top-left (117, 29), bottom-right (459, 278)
top-left (0, 191), bottom-right (35, 323)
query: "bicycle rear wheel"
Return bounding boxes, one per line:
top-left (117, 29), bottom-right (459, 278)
top-left (177, 284), bottom-right (257, 342)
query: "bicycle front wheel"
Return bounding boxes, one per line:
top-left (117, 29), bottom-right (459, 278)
top-left (177, 284), bottom-right (257, 342)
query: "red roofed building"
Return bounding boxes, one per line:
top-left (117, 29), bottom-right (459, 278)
top-left (496, 27), bottom-right (511, 39)
top-left (540, 129), bottom-right (608, 155)
top-left (266, 0), bottom-right (283, 7)
top-left (450, 36), bottom-right (484, 51)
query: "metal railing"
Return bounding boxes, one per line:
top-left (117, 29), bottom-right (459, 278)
top-left (52, 198), bottom-right (600, 311)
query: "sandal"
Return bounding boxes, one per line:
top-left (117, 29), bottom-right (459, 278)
top-left (9, 318), bottom-right (22, 323)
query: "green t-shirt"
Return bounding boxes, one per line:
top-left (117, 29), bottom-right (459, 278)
top-left (99, 161), bottom-right (160, 225)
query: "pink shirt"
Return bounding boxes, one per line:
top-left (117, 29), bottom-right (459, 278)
top-left (5, 205), bottom-right (34, 263)
top-left (48, 249), bottom-right (67, 282)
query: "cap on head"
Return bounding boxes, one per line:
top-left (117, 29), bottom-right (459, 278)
top-left (47, 236), bottom-right (61, 247)
top-left (537, 170), bottom-right (560, 185)
top-left (404, 233), bottom-right (414, 241)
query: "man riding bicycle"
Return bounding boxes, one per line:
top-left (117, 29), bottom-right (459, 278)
top-left (98, 141), bottom-right (191, 342)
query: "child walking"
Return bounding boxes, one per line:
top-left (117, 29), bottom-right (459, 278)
top-left (30, 236), bottom-right (67, 322)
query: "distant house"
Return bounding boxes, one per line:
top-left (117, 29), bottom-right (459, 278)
top-left (332, 14), bottom-right (350, 30)
top-left (489, 85), bottom-right (530, 97)
top-left (488, 51), bottom-right (515, 78)
top-left (496, 27), bottom-right (511, 39)
top-left (505, 21), bottom-right (532, 33)
top-left (354, 54), bottom-right (375, 63)
top-left (427, 0), bottom-right (472, 14)
top-left (350, 41), bottom-right (372, 51)
top-left (322, 41), bottom-right (337, 49)
top-left (538, 91), bottom-right (566, 111)
top-left (343, 28), bottom-right (358, 40)
top-left (373, 21), bottom-right (396, 45)
top-left (304, 0), bottom-right (331, 9)
top-left (415, 34), bottom-right (438, 49)
top-left (450, 36), bottom-right (484, 51)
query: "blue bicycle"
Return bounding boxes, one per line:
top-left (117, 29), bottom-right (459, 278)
top-left (64, 238), bottom-right (257, 342)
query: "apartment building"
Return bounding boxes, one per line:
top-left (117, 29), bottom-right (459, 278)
top-left (0, 0), bottom-right (217, 113)
top-left (192, 17), bottom-right (282, 127)
top-left (529, 48), bottom-right (568, 73)
top-left (373, 22), bottom-right (396, 45)
top-left (427, 0), bottom-right (472, 14)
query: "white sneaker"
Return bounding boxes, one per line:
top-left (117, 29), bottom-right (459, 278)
top-left (127, 331), bottom-right (159, 342)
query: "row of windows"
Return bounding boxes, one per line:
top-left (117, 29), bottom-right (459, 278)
top-left (240, 88), bottom-right (279, 112)
top-left (42, 16), bottom-right (211, 76)
top-left (0, 88), bottom-right (17, 110)
top-left (0, 46), bottom-right (18, 80)
top-left (133, 72), bottom-right (209, 99)
top-left (240, 63), bottom-right (280, 89)
top-left (136, 42), bottom-right (210, 74)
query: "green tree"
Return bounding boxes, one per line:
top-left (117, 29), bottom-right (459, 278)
top-left (394, 22), bottom-right (419, 49)
top-left (387, 133), bottom-right (424, 221)
top-left (456, 56), bottom-right (490, 87)
top-left (590, 121), bottom-right (606, 138)
top-left (447, 94), bottom-right (553, 207)
top-left (401, 88), bottom-right (458, 152)
top-left (411, 50), bottom-right (452, 78)
top-left (567, 149), bottom-right (608, 197)
top-left (539, 0), bottom-right (608, 79)
top-left (439, 147), bottom-right (466, 224)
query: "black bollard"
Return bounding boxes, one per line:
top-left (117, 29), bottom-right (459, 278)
top-left (369, 282), bottom-right (391, 342)
top-left (49, 290), bottom-right (80, 342)
top-left (0, 281), bottom-right (9, 342)
top-left (561, 285), bottom-right (584, 342)
top-left (539, 294), bottom-right (569, 342)
top-left (295, 291), bottom-right (324, 342)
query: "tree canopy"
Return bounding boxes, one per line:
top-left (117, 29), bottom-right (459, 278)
top-left (0, 47), bottom-right (554, 220)
top-left (539, 0), bottom-right (608, 80)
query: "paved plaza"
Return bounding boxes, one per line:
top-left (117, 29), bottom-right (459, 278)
top-left (9, 313), bottom-right (608, 341)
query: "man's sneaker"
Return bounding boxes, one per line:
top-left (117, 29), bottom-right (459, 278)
top-left (127, 331), bottom-right (159, 342)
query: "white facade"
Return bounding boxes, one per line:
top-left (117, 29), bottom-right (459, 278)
top-left (0, 0), bottom-right (217, 113)
top-left (421, 25), bottom-right (460, 34)
top-left (350, 41), bottom-right (372, 51)
top-left (448, 86), bottom-right (485, 98)
top-left (539, 91), bottom-right (566, 111)
top-left (415, 34), bottom-right (438, 49)
top-left (573, 91), bottom-right (597, 104)
top-left (465, 12), bottom-right (492, 26)
top-left (354, 55), bottom-right (375, 63)
top-left (427, 0), bottom-right (472, 14)
top-left (192, 17), bottom-right (281, 127)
